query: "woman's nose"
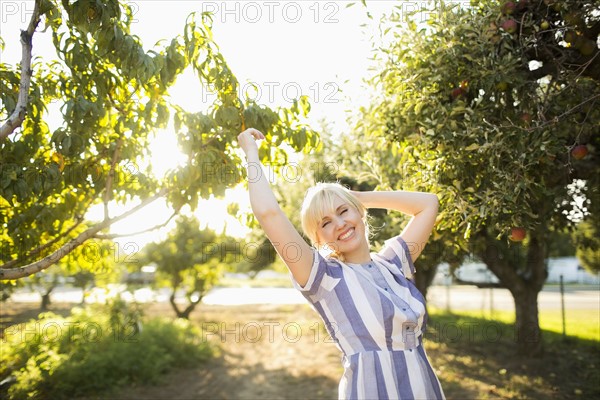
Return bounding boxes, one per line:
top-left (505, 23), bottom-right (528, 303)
top-left (332, 216), bottom-right (346, 229)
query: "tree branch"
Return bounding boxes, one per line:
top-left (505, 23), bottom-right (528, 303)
top-left (476, 229), bottom-right (525, 294)
top-left (2, 215), bottom-right (85, 270)
top-left (0, 0), bottom-right (41, 141)
top-left (0, 188), bottom-right (168, 280)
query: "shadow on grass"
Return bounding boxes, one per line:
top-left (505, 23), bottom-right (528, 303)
top-left (425, 312), bottom-right (600, 399)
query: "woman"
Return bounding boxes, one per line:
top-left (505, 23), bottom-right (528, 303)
top-left (238, 128), bottom-right (445, 400)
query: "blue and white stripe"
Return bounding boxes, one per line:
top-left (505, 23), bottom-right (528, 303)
top-left (292, 235), bottom-right (445, 400)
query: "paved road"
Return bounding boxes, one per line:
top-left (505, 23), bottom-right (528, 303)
top-left (8, 284), bottom-right (599, 311)
top-left (427, 285), bottom-right (600, 311)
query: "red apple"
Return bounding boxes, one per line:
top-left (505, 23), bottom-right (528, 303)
top-left (501, 19), bottom-right (518, 34)
top-left (451, 87), bottom-right (465, 99)
top-left (509, 227), bottom-right (526, 242)
top-left (571, 145), bottom-right (588, 160)
top-left (502, 1), bottom-right (516, 14)
top-left (520, 113), bottom-right (532, 125)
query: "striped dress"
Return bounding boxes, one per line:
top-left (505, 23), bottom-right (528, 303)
top-left (292, 235), bottom-right (445, 400)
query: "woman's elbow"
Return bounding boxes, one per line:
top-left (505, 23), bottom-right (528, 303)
top-left (428, 193), bottom-right (440, 213)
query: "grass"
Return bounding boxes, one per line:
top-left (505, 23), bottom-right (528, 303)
top-left (429, 307), bottom-right (600, 342)
top-left (425, 308), bottom-right (600, 399)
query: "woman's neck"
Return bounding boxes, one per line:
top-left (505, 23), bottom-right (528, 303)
top-left (342, 246), bottom-right (372, 264)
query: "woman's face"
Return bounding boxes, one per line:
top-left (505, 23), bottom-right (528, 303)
top-left (316, 195), bottom-right (367, 257)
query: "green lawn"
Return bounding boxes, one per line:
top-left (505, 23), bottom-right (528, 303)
top-left (425, 308), bottom-right (600, 399)
top-left (429, 307), bottom-right (600, 342)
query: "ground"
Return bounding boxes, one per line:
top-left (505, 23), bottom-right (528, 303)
top-left (109, 303), bottom-right (343, 400)
top-left (2, 301), bottom-right (598, 399)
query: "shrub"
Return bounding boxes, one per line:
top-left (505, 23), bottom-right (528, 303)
top-left (0, 301), bottom-right (213, 400)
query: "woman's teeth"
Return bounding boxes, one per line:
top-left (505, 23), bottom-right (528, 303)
top-left (339, 228), bottom-right (354, 240)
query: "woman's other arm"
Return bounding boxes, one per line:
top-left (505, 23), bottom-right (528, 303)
top-left (351, 190), bottom-right (439, 261)
top-left (238, 129), bottom-right (314, 286)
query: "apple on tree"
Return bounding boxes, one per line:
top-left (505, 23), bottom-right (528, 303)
top-left (501, 19), bottom-right (518, 34)
top-left (571, 144), bottom-right (588, 160)
top-left (520, 113), bottom-right (532, 125)
top-left (509, 227), bottom-right (526, 242)
top-left (501, 1), bottom-right (516, 14)
top-left (451, 87), bottom-right (465, 99)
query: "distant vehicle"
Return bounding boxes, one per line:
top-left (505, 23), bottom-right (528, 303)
top-left (433, 257), bottom-right (600, 287)
top-left (453, 262), bottom-right (502, 288)
top-left (546, 257), bottom-right (600, 284)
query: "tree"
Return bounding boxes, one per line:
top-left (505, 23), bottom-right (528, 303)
top-left (25, 268), bottom-right (61, 310)
top-left (0, 280), bottom-right (20, 302)
top-left (362, 0), bottom-right (599, 356)
top-left (235, 234), bottom-right (277, 279)
top-left (143, 216), bottom-right (236, 319)
top-left (1, 0), bottom-right (317, 280)
top-left (71, 270), bottom-right (95, 305)
top-left (572, 220), bottom-right (600, 273)
top-left (334, 128), bottom-right (465, 299)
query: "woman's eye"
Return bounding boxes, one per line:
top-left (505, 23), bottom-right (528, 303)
top-left (322, 221), bottom-right (330, 228)
top-left (340, 209), bottom-right (348, 214)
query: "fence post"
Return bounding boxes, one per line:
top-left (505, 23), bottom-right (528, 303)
top-left (560, 274), bottom-right (566, 339)
top-left (446, 278), bottom-right (451, 313)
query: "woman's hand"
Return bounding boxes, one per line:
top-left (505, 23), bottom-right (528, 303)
top-left (237, 128), bottom-right (265, 157)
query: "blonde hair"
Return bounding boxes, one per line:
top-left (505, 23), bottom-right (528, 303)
top-left (300, 182), bottom-right (369, 259)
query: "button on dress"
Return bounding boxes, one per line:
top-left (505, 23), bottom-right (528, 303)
top-left (291, 235), bottom-right (445, 400)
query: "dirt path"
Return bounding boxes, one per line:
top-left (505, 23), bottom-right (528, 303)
top-left (109, 303), bottom-right (342, 400)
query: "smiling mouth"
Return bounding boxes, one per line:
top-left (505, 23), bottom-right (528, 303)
top-left (338, 228), bottom-right (355, 241)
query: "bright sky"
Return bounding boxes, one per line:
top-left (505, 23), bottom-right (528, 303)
top-left (0, 1), bottom-right (422, 247)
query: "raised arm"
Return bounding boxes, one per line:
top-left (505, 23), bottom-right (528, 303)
top-left (237, 128), bottom-right (315, 287)
top-left (351, 190), bottom-right (439, 261)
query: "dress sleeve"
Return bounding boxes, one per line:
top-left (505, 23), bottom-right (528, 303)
top-left (290, 249), bottom-right (341, 303)
top-left (378, 235), bottom-right (416, 280)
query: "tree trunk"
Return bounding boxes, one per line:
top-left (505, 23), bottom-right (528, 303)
top-left (41, 292), bottom-right (51, 311)
top-left (415, 264), bottom-right (438, 299)
top-left (477, 229), bottom-right (548, 357)
top-left (180, 296), bottom-right (202, 319)
top-left (169, 291), bottom-right (184, 319)
top-left (512, 287), bottom-right (543, 356)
